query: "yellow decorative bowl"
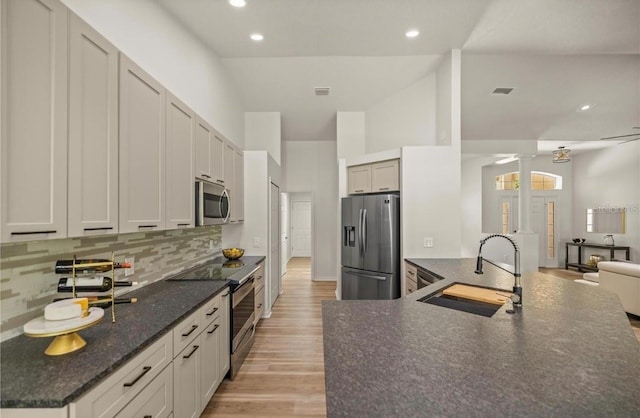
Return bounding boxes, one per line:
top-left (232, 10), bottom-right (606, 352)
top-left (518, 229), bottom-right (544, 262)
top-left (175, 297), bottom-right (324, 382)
top-left (222, 248), bottom-right (244, 260)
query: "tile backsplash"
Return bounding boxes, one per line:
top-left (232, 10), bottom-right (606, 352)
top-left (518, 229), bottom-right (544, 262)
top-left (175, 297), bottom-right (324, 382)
top-left (0, 226), bottom-right (221, 342)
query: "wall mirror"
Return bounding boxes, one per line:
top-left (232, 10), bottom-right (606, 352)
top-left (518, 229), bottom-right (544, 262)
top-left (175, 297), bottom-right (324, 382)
top-left (586, 207), bottom-right (626, 233)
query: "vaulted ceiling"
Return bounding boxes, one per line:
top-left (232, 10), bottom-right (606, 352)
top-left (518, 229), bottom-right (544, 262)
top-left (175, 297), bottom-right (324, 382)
top-left (157, 0), bottom-right (640, 146)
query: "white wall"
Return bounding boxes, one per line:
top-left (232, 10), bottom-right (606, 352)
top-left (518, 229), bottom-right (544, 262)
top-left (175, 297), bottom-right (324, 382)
top-left (436, 51), bottom-right (453, 146)
top-left (365, 75), bottom-right (437, 152)
top-left (283, 141), bottom-right (338, 280)
top-left (61, 0), bottom-right (244, 146)
top-left (461, 156), bottom-right (498, 257)
top-left (245, 112), bottom-right (282, 165)
top-left (572, 141), bottom-right (640, 262)
top-left (401, 146), bottom-right (461, 258)
top-left (337, 112), bottom-right (366, 159)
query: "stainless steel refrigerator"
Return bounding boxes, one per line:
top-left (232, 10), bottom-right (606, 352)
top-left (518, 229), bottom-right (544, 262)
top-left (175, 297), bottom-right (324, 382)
top-left (341, 194), bottom-right (400, 300)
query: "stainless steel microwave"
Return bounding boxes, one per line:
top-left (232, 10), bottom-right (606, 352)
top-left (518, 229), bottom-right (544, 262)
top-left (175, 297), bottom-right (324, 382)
top-left (195, 180), bottom-right (230, 225)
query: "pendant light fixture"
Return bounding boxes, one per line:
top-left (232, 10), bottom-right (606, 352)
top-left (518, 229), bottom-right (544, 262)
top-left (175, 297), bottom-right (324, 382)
top-left (552, 146), bottom-right (571, 163)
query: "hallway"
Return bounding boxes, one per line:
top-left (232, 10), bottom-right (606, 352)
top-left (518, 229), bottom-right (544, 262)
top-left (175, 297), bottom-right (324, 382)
top-left (204, 258), bottom-right (336, 417)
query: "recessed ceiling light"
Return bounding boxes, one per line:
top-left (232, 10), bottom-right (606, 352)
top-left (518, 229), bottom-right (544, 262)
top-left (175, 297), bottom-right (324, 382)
top-left (405, 29), bottom-right (420, 38)
top-left (250, 33), bottom-right (264, 41)
top-left (580, 104), bottom-right (591, 111)
top-left (229, 0), bottom-right (246, 7)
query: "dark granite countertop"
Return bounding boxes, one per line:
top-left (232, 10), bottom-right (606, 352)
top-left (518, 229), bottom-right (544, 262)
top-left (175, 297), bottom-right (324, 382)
top-left (322, 258), bottom-right (640, 417)
top-left (0, 256), bottom-right (264, 408)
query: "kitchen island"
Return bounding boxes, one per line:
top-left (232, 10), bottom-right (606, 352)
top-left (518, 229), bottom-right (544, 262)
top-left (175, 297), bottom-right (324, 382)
top-left (322, 258), bottom-right (640, 417)
top-left (0, 256), bottom-right (264, 411)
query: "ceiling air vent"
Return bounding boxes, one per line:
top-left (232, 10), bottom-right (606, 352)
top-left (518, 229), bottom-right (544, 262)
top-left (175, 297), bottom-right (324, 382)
top-left (314, 87), bottom-right (330, 96)
top-left (492, 87), bottom-right (514, 95)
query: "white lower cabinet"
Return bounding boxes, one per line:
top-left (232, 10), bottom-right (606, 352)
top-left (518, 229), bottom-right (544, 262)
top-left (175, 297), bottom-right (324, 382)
top-left (64, 289), bottom-right (230, 418)
top-left (115, 365), bottom-right (173, 418)
top-left (173, 336), bottom-right (201, 418)
top-left (71, 332), bottom-right (172, 418)
top-left (173, 290), bottom-right (228, 417)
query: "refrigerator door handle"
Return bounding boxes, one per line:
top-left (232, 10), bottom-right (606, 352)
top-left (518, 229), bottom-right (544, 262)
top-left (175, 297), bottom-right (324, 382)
top-left (348, 271), bottom-right (387, 281)
top-left (362, 209), bottom-right (367, 255)
top-left (358, 209), bottom-right (364, 256)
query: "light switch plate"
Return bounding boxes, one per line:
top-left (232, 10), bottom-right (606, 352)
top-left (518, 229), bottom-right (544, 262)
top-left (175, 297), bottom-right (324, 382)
top-left (253, 237), bottom-right (261, 248)
top-left (424, 238), bottom-right (433, 248)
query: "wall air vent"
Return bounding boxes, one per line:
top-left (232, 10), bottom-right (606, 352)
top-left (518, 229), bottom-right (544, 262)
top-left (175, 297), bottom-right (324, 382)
top-left (314, 87), bottom-right (330, 96)
top-left (492, 87), bottom-right (514, 95)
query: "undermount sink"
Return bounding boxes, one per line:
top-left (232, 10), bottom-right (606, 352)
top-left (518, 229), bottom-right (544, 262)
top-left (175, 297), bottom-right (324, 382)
top-left (418, 284), bottom-right (510, 318)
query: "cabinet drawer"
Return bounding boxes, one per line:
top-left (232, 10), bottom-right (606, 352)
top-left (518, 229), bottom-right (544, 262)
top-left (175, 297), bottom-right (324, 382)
top-left (406, 278), bottom-right (417, 296)
top-left (405, 263), bottom-right (417, 281)
top-left (254, 264), bottom-right (265, 293)
top-left (255, 286), bottom-right (265, 325)
top-left (200, 292), bottom-right (222, 327)
top-left (115, 364), bottom-right (173, 418)
top-left (173, 308), bottom-right (202, 358)
top-left (72, 333), bottom-right (172, 418)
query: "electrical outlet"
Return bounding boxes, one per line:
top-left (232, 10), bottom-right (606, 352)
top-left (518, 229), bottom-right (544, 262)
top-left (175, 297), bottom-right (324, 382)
top-left (124, 257), bottom-right (135, 277)
top-left (253, 237), bottom-right (261, 248)
top-left (424, 238), bottom-right (433, 248)
top-left (504, 255), bottom-right (509, 261)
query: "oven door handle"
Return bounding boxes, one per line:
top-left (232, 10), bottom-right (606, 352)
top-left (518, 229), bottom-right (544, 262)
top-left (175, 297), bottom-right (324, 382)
top-left (232, 277), bottom-right (255, 309)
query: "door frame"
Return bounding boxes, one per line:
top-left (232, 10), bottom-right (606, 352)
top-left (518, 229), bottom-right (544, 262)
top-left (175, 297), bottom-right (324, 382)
top-left (287, 191), bottom-right (315, 280)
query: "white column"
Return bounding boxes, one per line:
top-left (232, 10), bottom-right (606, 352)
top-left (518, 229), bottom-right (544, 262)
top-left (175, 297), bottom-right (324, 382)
top-left (517, 155), bottom-right (535, 233)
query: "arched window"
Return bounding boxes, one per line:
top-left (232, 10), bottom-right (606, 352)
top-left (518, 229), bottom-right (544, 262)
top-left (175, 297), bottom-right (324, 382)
top-left (495, 171), bottom-right (562, 190)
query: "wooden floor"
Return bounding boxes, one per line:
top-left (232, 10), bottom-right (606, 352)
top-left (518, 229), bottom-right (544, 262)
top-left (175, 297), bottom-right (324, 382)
top-left (203, 257), bottom-right (336, 417)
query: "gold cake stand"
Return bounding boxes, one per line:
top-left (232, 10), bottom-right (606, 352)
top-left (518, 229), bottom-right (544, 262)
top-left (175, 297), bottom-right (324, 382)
top-left (24, 307), bottom-right (104, 356)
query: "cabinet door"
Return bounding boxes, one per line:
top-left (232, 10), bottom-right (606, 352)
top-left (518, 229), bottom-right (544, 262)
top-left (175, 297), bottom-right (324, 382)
top-left (371, 159), bottom-right (399, 192)
top-left (174, 338), bottom-right (201, 418)
top-left (194, 118), bottom-right (212, 181)
top-left (200, 318), bottom-right (220, 410)
top-left (219, 290), bottom-right (231, 379)
top-left (119, 54), bottom-right (166, 233)
top-left (211, 133), bottom-right (225, 186)
top-left (233, 150), bottom-right (244, 222)
top-left (224, 142), bottom-right (235, 221)
top-left (1, 0), bottom-right (68, 242)
top-left (166, 92), bottom-right (195, 229)
top-left (67, 13), bottom-right (119, 237)
top-left (347, 165), bottom-right (371, 194)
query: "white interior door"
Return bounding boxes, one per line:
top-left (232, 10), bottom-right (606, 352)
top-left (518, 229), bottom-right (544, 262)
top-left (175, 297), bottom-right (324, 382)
top-left (270, 183), bottom-right (281, 305)
top-left (291, 200), bottom-right (312, 257)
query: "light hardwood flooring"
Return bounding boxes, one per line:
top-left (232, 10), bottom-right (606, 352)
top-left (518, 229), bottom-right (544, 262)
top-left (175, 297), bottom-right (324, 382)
top-left (203, 257), bottom-right (336, 417)
top-left (539, 267), bottom-right (640, 342)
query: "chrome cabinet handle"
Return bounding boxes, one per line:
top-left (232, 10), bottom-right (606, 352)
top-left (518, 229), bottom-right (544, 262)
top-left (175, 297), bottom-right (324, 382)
top-left (123, 366), bottom-right (151, 387)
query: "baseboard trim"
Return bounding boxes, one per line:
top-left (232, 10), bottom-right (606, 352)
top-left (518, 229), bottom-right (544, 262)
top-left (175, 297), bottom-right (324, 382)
top-left (312, 276), bottom-right (336, 282)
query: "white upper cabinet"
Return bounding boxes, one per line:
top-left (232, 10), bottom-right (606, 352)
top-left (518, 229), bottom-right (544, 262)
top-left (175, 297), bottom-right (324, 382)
top-left (119, 54), bottom-right (166, 233)
top-left (233, 149), bottom-right (244, 222)
top-left (347, 159), bottom-right (400, 195)
top-left (166, 92), bottom-right (195, 229)
top-left (224, 140), bottom-right (235, 213)
top-left (371, 159), bottom-right (400, 192)
top-left (194, 117), bottom-right (212, 181)
top-left (212, 133), bottom-right (225, 186)
top-left (1, 0), bottom-right (68, 242)
top-left (347, 165), bottom-right (371, 195)
top-left (67, 13), bottom-right (119, 237)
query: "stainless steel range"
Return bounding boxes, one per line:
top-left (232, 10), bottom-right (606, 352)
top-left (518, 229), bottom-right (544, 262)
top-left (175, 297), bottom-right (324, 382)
top-left (168, 258), bottom-right (259, 380)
